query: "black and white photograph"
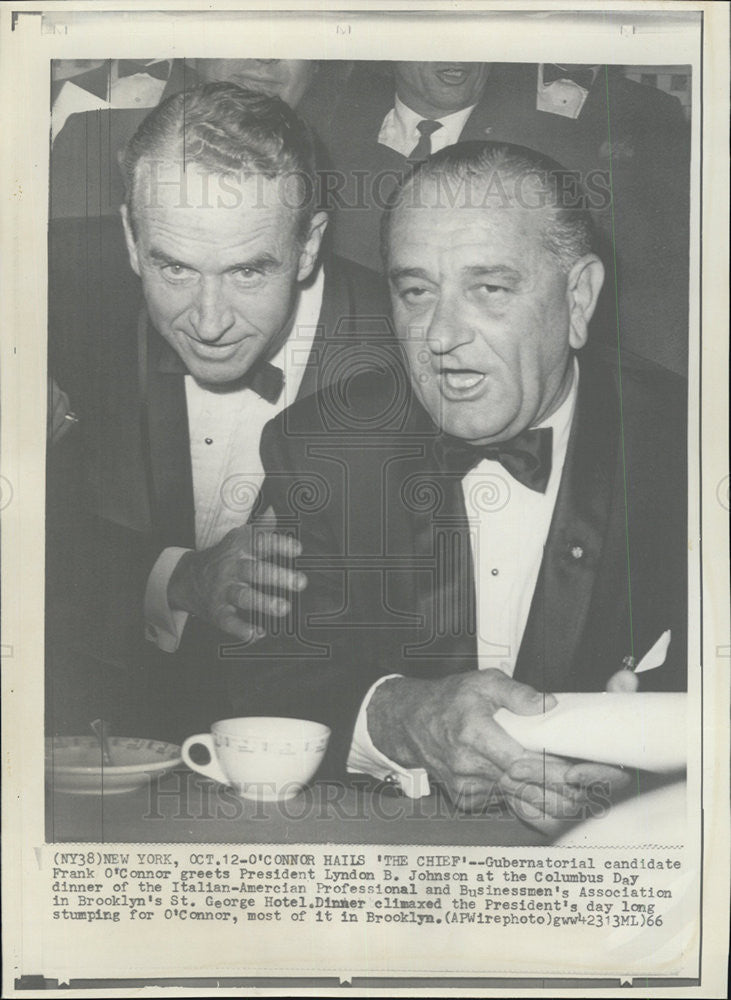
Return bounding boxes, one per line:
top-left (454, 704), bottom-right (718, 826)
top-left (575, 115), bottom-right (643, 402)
top-left (2, 2), bottom-right (728, 993)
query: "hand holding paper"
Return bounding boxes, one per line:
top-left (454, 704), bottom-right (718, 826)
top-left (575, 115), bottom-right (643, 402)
top-left (494, 692), bottom-right (686, 773)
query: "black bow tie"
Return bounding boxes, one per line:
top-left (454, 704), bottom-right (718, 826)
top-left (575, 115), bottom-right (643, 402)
top-left (155, 339), bottom-right (284, 404)
top-left (542, 64), bottom-right (596, 91)
top-left (242, 361), bottom-right (284, 404)
top-left (55, 63), bottom-right (109, 102)
top-left (433, 427), bottom-right (553, 493)
top-left (117, 59), bottom-right (171, 82)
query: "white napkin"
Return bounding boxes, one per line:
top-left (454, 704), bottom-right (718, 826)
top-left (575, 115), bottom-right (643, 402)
top-left (635, 629), bottom-right (672, 673)
top-left (494, 692), bottom-right (686, 773)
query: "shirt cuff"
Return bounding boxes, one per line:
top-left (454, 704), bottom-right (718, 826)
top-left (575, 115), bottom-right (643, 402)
top-left (346, 674), bottom-right (431, 799)
top-left (144, 547), bottom-right (192, 653)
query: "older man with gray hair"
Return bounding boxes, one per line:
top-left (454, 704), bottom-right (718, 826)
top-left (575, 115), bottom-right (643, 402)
top-left (47, 82), bottom-right (390, 739)
top-left (229, 140), bottom-right (687, 826)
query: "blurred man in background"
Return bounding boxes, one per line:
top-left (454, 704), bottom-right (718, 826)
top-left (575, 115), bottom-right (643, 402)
top-left (312, 60), bottom-right (690, 375)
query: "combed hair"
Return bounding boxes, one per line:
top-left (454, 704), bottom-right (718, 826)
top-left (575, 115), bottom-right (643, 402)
top-left (120, 82), bottom-right (318, 237)
top-left (381, 140), bottom-right (597, 272)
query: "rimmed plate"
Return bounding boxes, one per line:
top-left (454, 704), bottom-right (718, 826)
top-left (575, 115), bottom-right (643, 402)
top-left (45, 736), bottom-right (182, 795)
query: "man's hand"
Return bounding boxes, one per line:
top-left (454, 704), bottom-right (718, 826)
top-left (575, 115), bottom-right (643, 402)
top-left (605, 668), bottom-right (640, 693)
top-left (367, 670), bottom-right (630, 829)
top-left (167, 508), bottom-right (307, 641)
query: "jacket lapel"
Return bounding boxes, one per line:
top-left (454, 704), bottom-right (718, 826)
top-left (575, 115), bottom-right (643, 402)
top-left (294, 258), bottom-right (396, 403)
top-left (294, 261), bottom-right (349, 403)
top-left (140, 313), bottom-right (196, 548)
top-left (514, 354), bottom-right (620, 691)
top-left (387, 400), bottom-right (479, 675)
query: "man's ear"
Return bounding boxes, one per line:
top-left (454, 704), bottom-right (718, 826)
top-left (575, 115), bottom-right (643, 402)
top-left (120, 204), bottom-right (141, 277)
top-left (296, 212), bottom-right (329, 282)
top-left (566, 253), bottom-right (605, 350)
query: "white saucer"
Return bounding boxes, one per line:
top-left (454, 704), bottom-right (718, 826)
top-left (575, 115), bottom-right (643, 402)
top-left (45, 736), bottom-right (181, 795)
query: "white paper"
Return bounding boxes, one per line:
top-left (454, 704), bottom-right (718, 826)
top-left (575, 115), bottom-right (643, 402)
top-left (495, 692), bottom-right (687, 773)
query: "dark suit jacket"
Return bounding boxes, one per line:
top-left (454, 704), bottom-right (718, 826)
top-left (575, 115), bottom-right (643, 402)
top-left (50, 60), bottom-right (342, 222)
top-left (46, 213), bottom-right (392, 740)
top-left (310, 62), bottom-right (690, 375)
top-left (224, 345), bottom-right (688, 776)
top-left (51, 60), bottom-right (200, 219)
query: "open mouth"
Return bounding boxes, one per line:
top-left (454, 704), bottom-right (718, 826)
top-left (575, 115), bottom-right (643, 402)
top-left (434, 66), bottom-right (470, 86)
top-left (440, 369), bottom-right (487, 397)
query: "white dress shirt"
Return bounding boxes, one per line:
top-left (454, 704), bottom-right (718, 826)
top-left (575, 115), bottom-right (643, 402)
top-left (144, 267), bottom-right (325, 653)
top-left (347, 360), bottom-right (580, 796)
top-left (378, 96), bottom-right (476, 158)
top-left (535, 64), bottom-right (598, 120)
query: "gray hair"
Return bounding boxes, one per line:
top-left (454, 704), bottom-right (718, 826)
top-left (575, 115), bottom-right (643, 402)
top-left (120, 82), bottom-right (319, 239)
top-left (381, 140), bottom-right (597, 272)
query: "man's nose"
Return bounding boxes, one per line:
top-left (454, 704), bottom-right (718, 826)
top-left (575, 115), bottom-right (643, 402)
top-left (190, 280), bottom-right (236, 342)
top-left (425, 294), bottom-right (474, 355)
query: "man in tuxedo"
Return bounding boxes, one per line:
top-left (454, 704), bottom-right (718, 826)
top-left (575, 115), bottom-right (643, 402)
top-left (313, 61), bottom-right (689, 375)
top-left (47, 83), bottom-right (391, 739)
top-left (229, 141), bottom-right (686, 823)
top-left (51, 59), bottom-right (193, 144)
top-left (51, 59), bottom-right (201, 217)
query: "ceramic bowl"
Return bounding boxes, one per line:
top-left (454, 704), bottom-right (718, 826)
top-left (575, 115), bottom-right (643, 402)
top-left (45, 736), bottom-right (182, 795)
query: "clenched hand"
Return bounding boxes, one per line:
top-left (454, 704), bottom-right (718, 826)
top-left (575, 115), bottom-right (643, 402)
top-left (167, 507), bottom-right (307, 641)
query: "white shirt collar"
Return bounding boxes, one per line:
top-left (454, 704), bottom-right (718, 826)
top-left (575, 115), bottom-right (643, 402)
top-left (379, 96), bottom-right (476, 157)
top-left (394, 95), bottom-right (475, 140)
top-left (268, 264), bottom-right (324, 406)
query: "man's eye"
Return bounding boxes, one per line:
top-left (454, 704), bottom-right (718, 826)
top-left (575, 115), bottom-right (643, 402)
top-left (161, 264), bottom-right (193, 281)
top-left (400, 286), bottom-right (431, 304)
top-left (479, 283), bottom-right (509, 295)
top-left (232, 268), bottom-right (262, 282)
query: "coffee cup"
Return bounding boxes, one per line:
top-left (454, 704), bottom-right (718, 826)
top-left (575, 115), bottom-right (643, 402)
top-left (181, 717), bottom-right (331, 801)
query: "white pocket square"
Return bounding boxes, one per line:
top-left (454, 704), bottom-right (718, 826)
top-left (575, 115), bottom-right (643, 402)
top-left (635, 629), bottom-right (672, 673)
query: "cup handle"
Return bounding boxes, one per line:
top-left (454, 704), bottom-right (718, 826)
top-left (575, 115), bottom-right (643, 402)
top-left (181, 734), bottom-right (228, 785)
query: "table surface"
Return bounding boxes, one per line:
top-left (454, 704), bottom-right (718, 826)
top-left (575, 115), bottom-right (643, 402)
top-left (45, 767), bottom-right (675, 846)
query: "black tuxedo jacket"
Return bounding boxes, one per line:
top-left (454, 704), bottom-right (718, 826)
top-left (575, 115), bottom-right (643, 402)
top-left (225, 346), bottom-right (688, 775)
top-left (46, 214), bottom-right (392, 739)
top-left (311, 62), bottom-right (690, 376)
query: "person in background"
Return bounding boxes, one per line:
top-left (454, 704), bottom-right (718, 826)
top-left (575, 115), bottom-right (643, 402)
top-left (51, 58), bottom-right (195, 144)
top-left (50, 59), bottom-right (200, 218)
top-left (194, 59), bottom-right (318, 109)
top-left (311, 60), bottom-right (690, 376)
top-left (311, 61), bottom-right (494, 274)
